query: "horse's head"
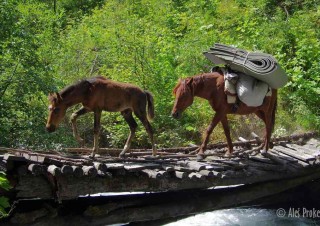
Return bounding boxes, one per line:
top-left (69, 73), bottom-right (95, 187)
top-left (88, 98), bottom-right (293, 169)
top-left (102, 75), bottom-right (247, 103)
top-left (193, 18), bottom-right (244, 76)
top-left (171, 77), bottom-right (194, 119)
top-left (46, 92), bottom-right (68, 133)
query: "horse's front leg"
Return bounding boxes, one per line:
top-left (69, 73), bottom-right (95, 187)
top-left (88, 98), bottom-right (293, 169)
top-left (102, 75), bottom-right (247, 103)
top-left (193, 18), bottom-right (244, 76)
top-left (91, 110), bottom-right (102, 158)
top-left (197, 113), bottom-right (223, 160)
top-left (70, 107), bottom-right (89, 146)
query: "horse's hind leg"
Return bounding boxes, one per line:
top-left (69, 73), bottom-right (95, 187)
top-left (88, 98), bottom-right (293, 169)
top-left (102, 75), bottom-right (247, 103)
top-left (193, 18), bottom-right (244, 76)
top-left (134, 111), bottom-right (157, 156)
top-left (255, 111), bottom-right (272, 154)
top-left (91, 110), bottom-right (101, 158)
top-left (221, 115), bottom-right (233, 156)
top-left (70, 107), bottom-right (89, 146)
top-left (119, 110), bottom-right (138, 158)
top-left (262, 110), bottom-right (273, 153)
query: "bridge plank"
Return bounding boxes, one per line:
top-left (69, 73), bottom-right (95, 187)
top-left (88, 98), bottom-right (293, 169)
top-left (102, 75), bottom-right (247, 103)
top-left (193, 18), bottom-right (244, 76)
top-left (273, 146), bottom-right (315, 162)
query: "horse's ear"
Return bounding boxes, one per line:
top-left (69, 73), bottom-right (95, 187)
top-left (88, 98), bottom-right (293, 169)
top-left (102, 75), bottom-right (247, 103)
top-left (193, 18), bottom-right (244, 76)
top-left (48, 93), bottom-right (54, 101)
top-left (55, 92), bottom-right (62, 102)
top-left (187, 77), bottom-right (193, 86)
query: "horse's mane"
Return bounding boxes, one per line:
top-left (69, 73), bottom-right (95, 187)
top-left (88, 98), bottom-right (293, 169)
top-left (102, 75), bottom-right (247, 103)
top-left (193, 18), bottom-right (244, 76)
top-left (173, 74), bottom-right (208, 95)
top-left (173, 79), bottom-right (182, 95)
top-left (59, 76), bottom-right (107, 98)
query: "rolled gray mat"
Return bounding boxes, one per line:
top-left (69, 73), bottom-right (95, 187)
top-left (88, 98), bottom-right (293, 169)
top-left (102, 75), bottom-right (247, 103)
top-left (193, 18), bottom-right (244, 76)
top-left (203, 43), bottom-right (288, 88)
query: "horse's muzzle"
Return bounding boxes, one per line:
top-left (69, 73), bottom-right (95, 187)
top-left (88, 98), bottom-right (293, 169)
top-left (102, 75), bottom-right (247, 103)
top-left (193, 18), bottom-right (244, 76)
top-left (171, 111), bottom-right (182, 119)
top-left (46, 124), bottom-right (56, 133)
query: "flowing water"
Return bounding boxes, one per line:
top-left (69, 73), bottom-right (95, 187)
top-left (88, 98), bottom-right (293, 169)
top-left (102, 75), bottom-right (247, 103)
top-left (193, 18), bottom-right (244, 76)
top-left (161, 208), bottom-right (320, 226)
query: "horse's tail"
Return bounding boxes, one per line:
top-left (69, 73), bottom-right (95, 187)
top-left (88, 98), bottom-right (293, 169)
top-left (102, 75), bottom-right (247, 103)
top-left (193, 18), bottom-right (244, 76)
top-left (271, 89), bottom-right (277, 133)
top-left (145, 91), bottom-right (155, 120)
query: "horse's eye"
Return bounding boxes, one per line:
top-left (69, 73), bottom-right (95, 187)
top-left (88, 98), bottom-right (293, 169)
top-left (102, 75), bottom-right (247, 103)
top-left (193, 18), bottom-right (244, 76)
top-left (53, 108), bottom-right (60, 114)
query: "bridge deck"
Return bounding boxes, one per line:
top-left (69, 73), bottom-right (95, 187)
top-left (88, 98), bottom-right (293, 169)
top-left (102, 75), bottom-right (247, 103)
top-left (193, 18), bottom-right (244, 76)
top-left (0, 132), bottom-right (319, 201)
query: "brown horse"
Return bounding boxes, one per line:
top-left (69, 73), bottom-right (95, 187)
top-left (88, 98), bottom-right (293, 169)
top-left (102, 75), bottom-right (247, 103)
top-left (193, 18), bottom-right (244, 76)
top-left (171, 72), bottom-right (277, 159)
top-left (46, 76), bottom-right (156, 158)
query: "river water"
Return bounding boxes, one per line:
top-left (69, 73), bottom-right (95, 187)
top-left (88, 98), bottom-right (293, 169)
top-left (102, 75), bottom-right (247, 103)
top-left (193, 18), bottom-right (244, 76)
top-left (161, 208), bottom-right (320, 226)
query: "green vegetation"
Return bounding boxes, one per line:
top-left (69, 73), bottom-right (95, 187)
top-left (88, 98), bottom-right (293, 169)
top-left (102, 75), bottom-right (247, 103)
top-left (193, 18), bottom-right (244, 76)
top-left (0, 0), bottom-right (319, 150)
top-left (0, 172), bottom-right (11, 218)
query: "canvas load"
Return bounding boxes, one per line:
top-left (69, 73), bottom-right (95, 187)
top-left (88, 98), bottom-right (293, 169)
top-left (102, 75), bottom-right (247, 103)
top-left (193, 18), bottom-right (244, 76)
top-left (204, 43), bottom-right (288, 89)
top-left (222, 68), bottom-right (272, 107)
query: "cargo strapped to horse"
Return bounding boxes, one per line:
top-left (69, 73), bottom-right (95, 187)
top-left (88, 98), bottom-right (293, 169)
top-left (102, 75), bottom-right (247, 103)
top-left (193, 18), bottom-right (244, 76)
top-left (204, 43), bottom-right (288, 89)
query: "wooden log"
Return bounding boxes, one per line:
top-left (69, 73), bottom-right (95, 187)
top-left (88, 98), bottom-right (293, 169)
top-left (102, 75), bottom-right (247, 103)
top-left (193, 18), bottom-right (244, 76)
top-left (71, 166), bottom-right (84, 177)
top-left (199, 170), bottom-right (215, 178)
top-left (107, 168), bottom-right (126, 176)
top-left (26, 154), bottom-right (46, 164)
top-left (162, 165), bottom-right (174, 172)
top-left (188, 172), bottom-right (206, 180)
top-left (263, 152), bottom-right (289, 165)
top-left (286, 144), bottom-right (318, 156)
top-left (173, 166), bottom-right (193, 172)
top-left (82, 166), bottom-right (97, 177)
top-left (213, 160), bottom-right (247, 170)
top-left (141, 169), bottom-right (162, 179)
top-left (126, 152), bottom-right (174, 157)
top-left (251, 132), bottom-right (262, 144)
top-left (247, 160), bottom-right (283, 171)
top-left (4, 153), bottom-right (26, 162)
top-left (273, 146), bottom-right (315, 162)
top-left (268, 150), bottom-right (298, 163)
top-left (210, 170), bottom-right (222, 178)
top-left (178, 161), bottom-right (206, 171)
top-left (124, 164), bottom-right (146, 172)
top-left (61, 165), bottom-right (73, 175)
top-left (238, 137), bottom-right (248, 142)
top-left (249, 155), bottom-right (274, 164)
top-left (204, 164), bottom-right (228, 171)
top-left (13, 150), bottom-right (88, 167)
top-left (28, 164), bottom-right (45, 176)
top-left (94, 162), bottom-right (108, 172)
top-left (158, 170), bottom-right (169, 178)
top-left (105, 163), bottom-right (124, 170)
top-left (123, 163), bottom-right (159, 172)
top-left (47, 165), bottom-right (61, 176)
top-left (174, 171), bottom-right (188, 179)
top-left (221, 170), bottom-right (237, 178)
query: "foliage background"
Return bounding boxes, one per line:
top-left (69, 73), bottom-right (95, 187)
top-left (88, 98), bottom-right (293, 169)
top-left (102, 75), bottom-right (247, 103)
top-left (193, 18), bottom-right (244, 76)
top-left (0, 0), bottom-right (319, 151)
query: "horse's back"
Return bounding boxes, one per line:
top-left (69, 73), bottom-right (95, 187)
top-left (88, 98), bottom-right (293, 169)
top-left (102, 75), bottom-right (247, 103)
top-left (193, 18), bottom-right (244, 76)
top-left (85, 77), bottom-right (146, 112)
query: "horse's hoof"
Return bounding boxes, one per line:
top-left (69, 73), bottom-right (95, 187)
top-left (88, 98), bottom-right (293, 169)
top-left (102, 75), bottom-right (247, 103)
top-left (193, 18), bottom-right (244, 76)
top-left (260, 149), bottom-right (267, 155)
top-left (224, 152), bottom-right (232, 158)
top-left (196, 154), bottom-right (206, 161)
top-left (89, 154), bottom-right (95, 159)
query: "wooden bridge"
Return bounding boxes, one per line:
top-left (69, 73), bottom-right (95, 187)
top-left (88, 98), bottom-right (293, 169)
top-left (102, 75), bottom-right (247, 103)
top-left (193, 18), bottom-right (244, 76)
top-left (1, 132), bottom-right (319, 225)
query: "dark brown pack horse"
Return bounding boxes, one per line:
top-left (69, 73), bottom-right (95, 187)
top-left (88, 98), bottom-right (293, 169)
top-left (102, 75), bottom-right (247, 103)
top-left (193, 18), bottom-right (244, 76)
top-left (46, 76), bottom-right (156, 158)
top-left (171, 72), bottom-right (277, 159)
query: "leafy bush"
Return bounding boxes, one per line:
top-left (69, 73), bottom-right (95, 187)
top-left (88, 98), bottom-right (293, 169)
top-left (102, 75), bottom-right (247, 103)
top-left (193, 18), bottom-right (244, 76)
top-left (0, 172), bottom-right (11, 218)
